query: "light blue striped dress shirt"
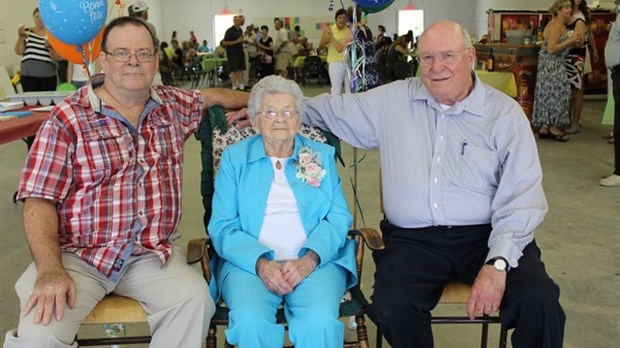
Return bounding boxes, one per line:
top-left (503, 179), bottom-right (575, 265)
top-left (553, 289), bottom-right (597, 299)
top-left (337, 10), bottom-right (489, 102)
top-left (303, 74), bottom-right (548, 268)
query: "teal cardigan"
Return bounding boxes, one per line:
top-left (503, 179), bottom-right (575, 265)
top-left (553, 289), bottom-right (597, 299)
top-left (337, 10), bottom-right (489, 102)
top-left (208, 134), bottom-right (357, 301)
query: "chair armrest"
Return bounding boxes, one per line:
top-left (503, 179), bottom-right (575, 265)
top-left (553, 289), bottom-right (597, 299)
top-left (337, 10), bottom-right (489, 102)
top-left (187, 238), bottom-right (207, 263)
top-left (186, 238), bottom-right (212, 283)
top-left (349, 228), bottom-right (385, 251)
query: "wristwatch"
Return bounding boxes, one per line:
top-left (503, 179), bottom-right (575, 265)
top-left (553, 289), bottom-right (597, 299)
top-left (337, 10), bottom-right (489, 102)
top-left (487, 257), bottom-right (508, 272)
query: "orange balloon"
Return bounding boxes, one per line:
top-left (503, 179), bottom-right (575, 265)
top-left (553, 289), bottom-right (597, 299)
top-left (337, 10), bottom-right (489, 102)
top-left (47, 28), bottom-right (104, 64)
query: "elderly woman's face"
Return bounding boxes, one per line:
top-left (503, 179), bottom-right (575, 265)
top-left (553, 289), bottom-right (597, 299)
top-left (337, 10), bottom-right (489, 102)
top-left (254, 92), bottom-right (300, 143)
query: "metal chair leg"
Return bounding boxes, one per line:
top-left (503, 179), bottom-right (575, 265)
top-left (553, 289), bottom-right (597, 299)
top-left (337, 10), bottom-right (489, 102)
top-left (375, 327), bottom-right (383, 348)
top-left (481, 321), bottom-right (489, 348)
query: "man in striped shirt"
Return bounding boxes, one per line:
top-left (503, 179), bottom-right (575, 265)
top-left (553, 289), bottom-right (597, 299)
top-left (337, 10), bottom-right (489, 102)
top-left (4, 16), bottom-right (248, 348)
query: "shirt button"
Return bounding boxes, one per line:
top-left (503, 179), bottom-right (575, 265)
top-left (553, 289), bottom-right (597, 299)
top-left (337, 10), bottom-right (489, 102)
top-left (434, 177), bottom-right (438, 183)
top-left (139, 211), bottom-right (144, 216)
top-left (437, 157), bottom-right (441, 162)
top-left (440, 136), bottom-right (444, 142)
top-left (433, 203), bottom-right (438, 208)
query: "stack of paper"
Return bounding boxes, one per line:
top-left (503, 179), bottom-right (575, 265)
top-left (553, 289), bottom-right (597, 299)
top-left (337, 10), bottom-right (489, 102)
top-left (0, 101), bottom-right (24, 112)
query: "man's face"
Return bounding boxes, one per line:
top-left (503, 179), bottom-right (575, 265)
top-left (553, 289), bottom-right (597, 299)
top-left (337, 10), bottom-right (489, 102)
top-left (417, 22), bottom-right (475, 106)
top-left (275, 21), bottom-right (282, 30)
top-left (100, 24), bottom-right (158, 93)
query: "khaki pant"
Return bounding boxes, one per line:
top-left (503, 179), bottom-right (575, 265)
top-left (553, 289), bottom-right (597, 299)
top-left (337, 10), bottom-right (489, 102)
top-left (3, 244), bottom-right (214, 348)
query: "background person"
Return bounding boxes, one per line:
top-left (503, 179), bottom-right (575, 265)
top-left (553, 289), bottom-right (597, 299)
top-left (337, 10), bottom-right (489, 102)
top-left (385, 34), bottom-right (411, 81)
top-left (199, 39), bottom-right (212, 53)
top-left (273, 19), bottom-right (291, 78)
top-left (565, 0), bottom-right (599, 134)
top-left (67, 62), bottom-right (90, 89)
top-left (3, 16), bottom-right (247, 348)
top-left (14, 7), bottom-right (59, 93)
top-left (243, 24), bottom-right (258, 87)
top-left (208, 75), bottom-right (357, 348)
top-left (223, 15), bottom-right (246, 90)
top-left (532, 0), bottom-right (583, 142)
top-left (600, 0), bottom-right (620, 187)
top-left (128, 0), bottom-right (161, 85)
top-left (257, 25), bottom-right (275, 77)
top-left (319, 9), bottom-right (353, 95)
top-left (14, 7), bottom-right (60, 149)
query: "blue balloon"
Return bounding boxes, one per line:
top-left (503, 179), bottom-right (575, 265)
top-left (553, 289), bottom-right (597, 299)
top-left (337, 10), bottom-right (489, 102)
top-left (359, 1), bottom-right (395, 14)
top-left (39, 0), bottom-right (107, 45)
top-left (354, 0), bottom-right (395, 9)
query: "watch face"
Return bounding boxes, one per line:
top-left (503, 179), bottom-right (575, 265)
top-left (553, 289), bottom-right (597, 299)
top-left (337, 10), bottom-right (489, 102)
top-left (494, 259), bottom-right (507, 271)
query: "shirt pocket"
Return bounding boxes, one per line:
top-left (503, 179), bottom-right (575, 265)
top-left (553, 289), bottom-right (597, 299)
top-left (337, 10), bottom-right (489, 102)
top-left (83, 124), bottom-right (132, 176)
top-left (148, 117), bottom-right (183, 160)
top-left (444, 144), bottom-right (499, 196)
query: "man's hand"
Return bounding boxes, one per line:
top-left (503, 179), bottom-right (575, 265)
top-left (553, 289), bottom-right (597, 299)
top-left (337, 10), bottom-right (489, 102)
top-left (256, 258), bottom-right (294, 295)
top-left (23, 268), bottom-right (76, 325)
top-left (466, 265), bottom-right (506, 320)
top-left (281, 252), bottom-right (319, 289)
top-left (226, 108), bottom-right (252, 129)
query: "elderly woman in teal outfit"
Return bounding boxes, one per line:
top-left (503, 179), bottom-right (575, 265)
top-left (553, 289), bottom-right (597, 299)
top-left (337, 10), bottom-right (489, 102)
top-left (208, 75), bottom-right (357, 348)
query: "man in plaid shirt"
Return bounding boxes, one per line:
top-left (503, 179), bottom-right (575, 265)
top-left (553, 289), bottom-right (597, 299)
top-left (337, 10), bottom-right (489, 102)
top-left (4, 17), bottom-right (249, 348)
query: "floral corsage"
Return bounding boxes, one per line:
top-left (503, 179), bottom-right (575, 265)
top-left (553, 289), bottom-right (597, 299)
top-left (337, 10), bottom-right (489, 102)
top-left (294, 146), bottom-right (327, 188)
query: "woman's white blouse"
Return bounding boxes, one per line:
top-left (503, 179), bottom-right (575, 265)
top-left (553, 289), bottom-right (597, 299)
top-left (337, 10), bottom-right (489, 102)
top-left (258, 157), bottom-right (307, 261)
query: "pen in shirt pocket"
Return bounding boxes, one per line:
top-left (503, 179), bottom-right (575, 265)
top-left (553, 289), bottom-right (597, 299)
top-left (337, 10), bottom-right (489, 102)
top-left (461, 139), bottom-right (468, 155)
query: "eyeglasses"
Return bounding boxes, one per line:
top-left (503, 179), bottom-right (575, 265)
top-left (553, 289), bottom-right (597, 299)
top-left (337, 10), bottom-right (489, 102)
top-left (417, 49), bottom-right (469, 66)
top-left (259, 107), bottom-right (298, 119)
top-left (104, 49), bottom-right (157, 62)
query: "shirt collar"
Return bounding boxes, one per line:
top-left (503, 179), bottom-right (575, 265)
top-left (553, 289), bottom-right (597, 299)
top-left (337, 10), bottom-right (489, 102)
top-left (410, 72), bottom-right (487, 118)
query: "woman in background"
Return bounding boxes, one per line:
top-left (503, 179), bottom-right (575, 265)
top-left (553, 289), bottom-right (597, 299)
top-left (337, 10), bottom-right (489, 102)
top-left (386, 34), bottom-right (411, 81)
top-left (257, 25), bottom-right (275, 77)
top-left (14, 7), bottom-right (59, 92)
top-left (319, 9), bottom-right (353, 95)
top-left (532, 0), bottom-right (583, 141)
top-left (565, 0), bottom-right (600, 133)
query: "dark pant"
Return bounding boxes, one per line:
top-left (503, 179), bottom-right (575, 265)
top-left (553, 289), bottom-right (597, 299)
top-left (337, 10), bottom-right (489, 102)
top-left (611, 65), bottom-right (620, 175)
top-left (20, 75), bottom-right (57, 93)
top-left (366, 220), bottom-right (566, 348)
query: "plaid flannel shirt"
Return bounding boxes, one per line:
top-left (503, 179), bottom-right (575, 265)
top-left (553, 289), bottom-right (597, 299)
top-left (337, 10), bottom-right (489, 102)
top-left (18, 80), bottom-right (203, 280)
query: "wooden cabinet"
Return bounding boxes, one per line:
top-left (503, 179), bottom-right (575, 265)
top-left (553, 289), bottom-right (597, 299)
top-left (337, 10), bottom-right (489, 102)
top-left (475, 43), bottom-right (539, 119)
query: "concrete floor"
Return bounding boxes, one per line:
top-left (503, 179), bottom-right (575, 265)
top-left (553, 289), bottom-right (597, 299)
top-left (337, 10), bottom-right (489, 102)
top-left (0, 85), bottom-right (618, 347)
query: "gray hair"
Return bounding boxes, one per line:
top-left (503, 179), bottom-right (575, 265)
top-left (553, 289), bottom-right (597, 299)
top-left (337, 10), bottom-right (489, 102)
top-left (247, 75), bottom-right (305, 124)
